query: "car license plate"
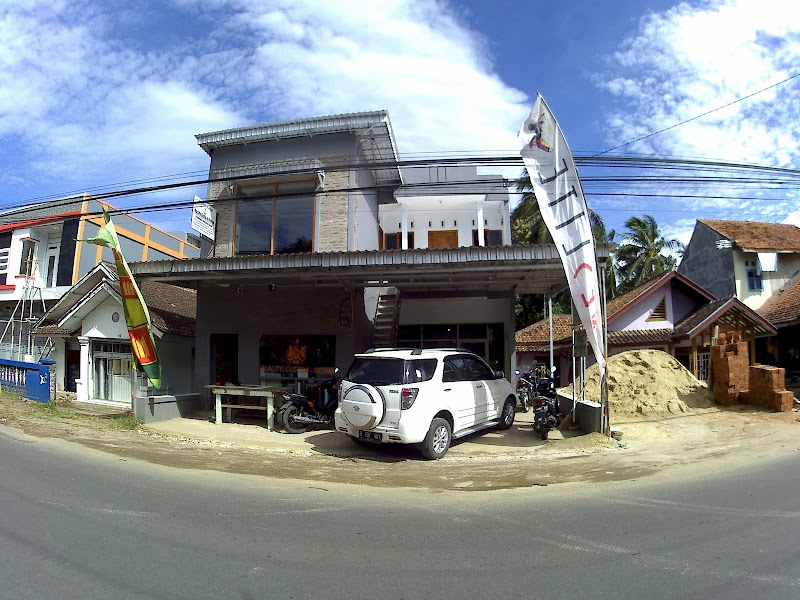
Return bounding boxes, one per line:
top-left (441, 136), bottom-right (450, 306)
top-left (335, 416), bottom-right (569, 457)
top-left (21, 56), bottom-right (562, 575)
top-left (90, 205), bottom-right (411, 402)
top-left (358, 430), bottom-right (382, 441)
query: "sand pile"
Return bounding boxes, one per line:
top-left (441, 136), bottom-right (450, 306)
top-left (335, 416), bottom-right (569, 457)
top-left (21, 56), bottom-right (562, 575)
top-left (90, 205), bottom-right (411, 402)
top-left (560, 349), bottom-right (714, 420)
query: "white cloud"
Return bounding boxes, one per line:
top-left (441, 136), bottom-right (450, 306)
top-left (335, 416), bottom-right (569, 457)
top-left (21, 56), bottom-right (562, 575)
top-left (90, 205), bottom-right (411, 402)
top-left (0, 0), bottom-right (531, 207)
top-left (593, 0), bottom-right (800, 229)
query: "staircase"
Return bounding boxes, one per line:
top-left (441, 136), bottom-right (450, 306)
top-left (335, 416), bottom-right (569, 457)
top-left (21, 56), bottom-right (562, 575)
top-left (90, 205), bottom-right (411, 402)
top-left (370, 287), bottom-right (401, 349)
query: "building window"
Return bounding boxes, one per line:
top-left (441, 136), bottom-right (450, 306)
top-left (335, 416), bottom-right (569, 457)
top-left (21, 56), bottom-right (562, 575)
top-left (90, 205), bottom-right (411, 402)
top-left (746, 268), bottom-right (763, 292)
top-left (19, 239), bottom-right (36, 276)
top-left (236, 180), bottom-right (315, 256)
top-left (383, 232), bottom-right (414, 250)
top-left (0, 248), bottom-right (8, 275)
top-left (471, 229), bottom-right (503, 247)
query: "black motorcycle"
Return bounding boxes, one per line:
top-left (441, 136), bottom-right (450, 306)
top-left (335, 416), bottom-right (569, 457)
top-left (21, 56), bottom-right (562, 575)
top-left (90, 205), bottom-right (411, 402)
top-left (514, 369), bottom-right (535, 412)
top-left (531, 371), bottom-right (561, 440)
top-left (278, 376), bottom-right (339, 434)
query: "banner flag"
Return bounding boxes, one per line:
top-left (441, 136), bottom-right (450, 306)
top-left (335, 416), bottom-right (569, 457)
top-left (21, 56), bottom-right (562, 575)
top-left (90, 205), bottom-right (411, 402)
top-left (80, 208), bottom-right (162, 389)
top-left (518, 93), bottom-right (606, 375)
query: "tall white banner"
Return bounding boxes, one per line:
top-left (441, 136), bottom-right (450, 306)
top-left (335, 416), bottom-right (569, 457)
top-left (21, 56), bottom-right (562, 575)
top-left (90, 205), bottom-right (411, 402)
top-left (518, 93), bottom-right (606, 374)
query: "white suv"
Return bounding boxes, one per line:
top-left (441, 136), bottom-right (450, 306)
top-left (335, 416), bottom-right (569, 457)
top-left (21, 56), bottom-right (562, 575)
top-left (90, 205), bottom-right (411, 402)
top-left (334, 348), bottom-right (517, 459)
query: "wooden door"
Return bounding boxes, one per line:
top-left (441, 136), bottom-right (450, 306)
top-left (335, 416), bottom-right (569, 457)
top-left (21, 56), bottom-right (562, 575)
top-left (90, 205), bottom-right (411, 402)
top-left (428, 230), bottom-right (458, 248)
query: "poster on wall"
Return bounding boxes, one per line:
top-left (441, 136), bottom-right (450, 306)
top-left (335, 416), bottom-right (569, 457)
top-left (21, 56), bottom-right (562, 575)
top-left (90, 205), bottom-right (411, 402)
top-left (259, 335), bottom-right (336, 382)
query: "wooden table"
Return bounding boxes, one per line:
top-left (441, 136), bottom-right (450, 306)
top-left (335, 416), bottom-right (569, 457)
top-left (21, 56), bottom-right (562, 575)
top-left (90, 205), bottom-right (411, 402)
top-left (206, 385), bottom-right (287, 430)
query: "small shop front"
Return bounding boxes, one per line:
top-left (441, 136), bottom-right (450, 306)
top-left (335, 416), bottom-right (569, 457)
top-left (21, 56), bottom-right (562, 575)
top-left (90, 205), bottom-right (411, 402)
top-left (258, 334), bottom-right (337, 399)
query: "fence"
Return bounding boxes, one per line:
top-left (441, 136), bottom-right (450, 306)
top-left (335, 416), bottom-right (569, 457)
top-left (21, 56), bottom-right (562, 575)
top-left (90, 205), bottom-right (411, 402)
top-left (0, 358), bottom-right (55, 403)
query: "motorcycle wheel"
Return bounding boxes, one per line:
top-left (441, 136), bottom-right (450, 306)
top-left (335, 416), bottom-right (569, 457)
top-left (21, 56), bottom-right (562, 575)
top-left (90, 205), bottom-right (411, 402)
top-left (519, 392), bottom-right (529, 413)
top-left (279, 404), bottom-right (310, 434)
top-left (539, 428), bottom-right (549, 441)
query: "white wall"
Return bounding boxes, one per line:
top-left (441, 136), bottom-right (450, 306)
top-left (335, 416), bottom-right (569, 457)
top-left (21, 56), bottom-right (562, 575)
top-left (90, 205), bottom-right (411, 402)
top-left (380, 198), bottom-right (508, 248)
top-left (82, 299), bottom-right (129, 340)
top-left (735, 251), bottom-right (800, 310)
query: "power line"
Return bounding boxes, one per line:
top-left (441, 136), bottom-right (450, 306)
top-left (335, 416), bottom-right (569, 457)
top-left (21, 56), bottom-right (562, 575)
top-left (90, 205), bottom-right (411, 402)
top-left (593, 72), bottom-right (800, 156)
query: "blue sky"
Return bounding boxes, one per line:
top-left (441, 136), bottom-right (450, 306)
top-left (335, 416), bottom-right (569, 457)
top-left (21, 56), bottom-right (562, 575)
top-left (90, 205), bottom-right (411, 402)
top-left (1, 0), bottom-right (799, 245)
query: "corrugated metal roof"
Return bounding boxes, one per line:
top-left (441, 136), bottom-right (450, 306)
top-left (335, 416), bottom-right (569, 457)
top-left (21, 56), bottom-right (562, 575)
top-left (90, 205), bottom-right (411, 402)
top-left (196, 111), bottom-right (391, 149)
top-left (129, 245), bottom-right (597, 295)
top-left (0, 197), bottom-right (85, 226)
top-left (197, 111), bottom-right (401, 185)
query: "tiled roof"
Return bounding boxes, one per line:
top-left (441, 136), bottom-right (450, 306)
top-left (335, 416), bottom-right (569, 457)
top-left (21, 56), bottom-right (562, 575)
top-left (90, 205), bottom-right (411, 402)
top-left (758, 272), bottom-right (800, 325)
top-left (33, 265), bottom-right (196, 338)
top-left (607, 329), bottom-right (672, 345)
top-left (700, 219), bottom-right (800, 252)
top-left (672, 295), bottom-right (776, 338)
top-left (515, 314), bottom-right (573, 350)
top-left (140, 281), bottom-right (196, 338)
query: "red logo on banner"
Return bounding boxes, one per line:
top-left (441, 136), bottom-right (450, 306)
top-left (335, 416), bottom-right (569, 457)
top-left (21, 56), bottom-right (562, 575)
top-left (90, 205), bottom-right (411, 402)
top-left (129, 325), bottom-right (157, 365)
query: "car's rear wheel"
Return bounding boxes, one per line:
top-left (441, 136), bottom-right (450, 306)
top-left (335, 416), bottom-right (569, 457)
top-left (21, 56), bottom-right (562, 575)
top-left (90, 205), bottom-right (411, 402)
top-left (419, 417), bottom-right (451, 460)
top-left (496, 398), bottom-right (515, 430)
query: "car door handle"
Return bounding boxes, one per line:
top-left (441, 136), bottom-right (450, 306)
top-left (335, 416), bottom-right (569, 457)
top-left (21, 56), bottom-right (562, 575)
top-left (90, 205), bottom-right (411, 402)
top-left (475, 384), bottom-right (483, 389)
top-left (444, 388), bottom-right (452, 392)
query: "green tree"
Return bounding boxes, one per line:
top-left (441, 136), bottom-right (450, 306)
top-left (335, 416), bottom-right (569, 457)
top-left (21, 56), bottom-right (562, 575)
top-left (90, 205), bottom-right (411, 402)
top-left (512, 170), bottom-right (613, 327)
top-left (511, 170), bottom-right (607, 245)
top-left (614, 215), bottom-right (683, 293)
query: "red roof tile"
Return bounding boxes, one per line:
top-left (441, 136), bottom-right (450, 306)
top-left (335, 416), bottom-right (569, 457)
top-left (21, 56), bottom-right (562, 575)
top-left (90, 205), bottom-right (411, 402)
top-left (758, 272), bottom-right (800, 325)
top-left (701, 219), bottom-right (800, 252)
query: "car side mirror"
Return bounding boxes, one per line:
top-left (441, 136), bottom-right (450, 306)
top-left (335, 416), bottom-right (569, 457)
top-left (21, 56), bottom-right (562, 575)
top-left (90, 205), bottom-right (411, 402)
top-left (494, 370), bottom-right (505, 379)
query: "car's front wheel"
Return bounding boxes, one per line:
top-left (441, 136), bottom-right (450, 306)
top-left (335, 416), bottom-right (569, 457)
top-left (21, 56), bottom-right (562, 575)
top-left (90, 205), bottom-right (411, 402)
top-left (419, 417), bottom-right (451, 460)
top-left (496, 397), bottom-right (516, 430)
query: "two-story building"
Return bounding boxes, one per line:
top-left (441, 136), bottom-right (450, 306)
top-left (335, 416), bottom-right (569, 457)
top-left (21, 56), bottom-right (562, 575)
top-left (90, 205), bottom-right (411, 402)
top-left (679, 219), bottom-right (800, 375)
top-left (0, 196), bottom-right (200, 394)
top-left (131, 111), bottom-right (597, 402)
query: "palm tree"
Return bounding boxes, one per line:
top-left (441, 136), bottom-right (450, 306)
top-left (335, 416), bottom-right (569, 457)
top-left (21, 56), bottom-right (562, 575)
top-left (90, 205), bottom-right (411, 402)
top-left (614, 215), bottom-right (683, 293)
top-left (511, 170), bottom-right (606, 245)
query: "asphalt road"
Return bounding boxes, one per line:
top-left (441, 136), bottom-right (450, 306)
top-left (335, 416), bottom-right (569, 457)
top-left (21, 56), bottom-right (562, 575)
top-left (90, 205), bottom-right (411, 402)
top-left (1, 424), bottom-right (798, 600)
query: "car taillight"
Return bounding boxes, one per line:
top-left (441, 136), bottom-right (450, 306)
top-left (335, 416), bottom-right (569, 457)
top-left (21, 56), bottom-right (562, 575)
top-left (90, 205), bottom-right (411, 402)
top-left (400, 387), bottom-right (418, 410)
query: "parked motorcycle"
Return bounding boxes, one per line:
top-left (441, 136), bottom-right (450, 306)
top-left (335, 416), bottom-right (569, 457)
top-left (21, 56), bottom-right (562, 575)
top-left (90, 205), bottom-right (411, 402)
top-left (278, 375), bottom-right (339, 434)
top-left (531, 367), bottom-right (561, 440)
top-left (514, 369), bottom-right (535, 413)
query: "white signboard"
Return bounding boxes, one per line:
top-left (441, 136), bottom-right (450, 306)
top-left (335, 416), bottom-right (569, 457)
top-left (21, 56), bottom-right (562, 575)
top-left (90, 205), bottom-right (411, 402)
top-left (191, 195), bottom-right (216, 241)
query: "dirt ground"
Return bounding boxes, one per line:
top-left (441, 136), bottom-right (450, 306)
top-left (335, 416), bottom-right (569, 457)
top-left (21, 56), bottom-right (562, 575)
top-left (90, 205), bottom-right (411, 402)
top-left (1, 389), bottom-right (798, 492)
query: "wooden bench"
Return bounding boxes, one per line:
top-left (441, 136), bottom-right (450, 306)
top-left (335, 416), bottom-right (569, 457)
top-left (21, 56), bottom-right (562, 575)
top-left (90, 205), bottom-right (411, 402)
top-left (219, 403), bottom-right (269, 424)
top-left (207, 385), bottom-right (287, 430)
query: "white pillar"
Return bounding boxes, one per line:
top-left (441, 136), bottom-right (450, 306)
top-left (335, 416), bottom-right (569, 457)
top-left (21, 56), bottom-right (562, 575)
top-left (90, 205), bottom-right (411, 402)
top-left (477, 205), bottom-right (485, 246)
top-left (401, 207), bottom-right (409, 250)
top-left (76, 336), bottom-right (91, 402)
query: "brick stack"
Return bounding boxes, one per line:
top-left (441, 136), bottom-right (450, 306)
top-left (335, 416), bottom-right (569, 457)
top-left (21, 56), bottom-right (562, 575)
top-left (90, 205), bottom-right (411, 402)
top-left (747, 365), bottom-right (795, 412)
top-left (710, 331), bottom-right (750, 406)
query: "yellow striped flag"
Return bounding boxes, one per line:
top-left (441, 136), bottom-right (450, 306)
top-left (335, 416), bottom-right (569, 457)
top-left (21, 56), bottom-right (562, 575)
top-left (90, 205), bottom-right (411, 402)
top-left (80, 208), bottom-right (162, 389)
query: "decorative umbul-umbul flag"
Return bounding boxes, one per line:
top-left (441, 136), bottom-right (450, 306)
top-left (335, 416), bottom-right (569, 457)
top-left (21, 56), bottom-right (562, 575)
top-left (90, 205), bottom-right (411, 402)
top-left (80, 208), bottom-right (162, 389)
top-left (518, 93), bottom-right (606, 377)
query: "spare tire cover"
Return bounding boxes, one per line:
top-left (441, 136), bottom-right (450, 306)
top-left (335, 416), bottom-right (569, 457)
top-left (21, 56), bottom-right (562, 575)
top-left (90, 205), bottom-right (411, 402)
top-left (341, 384), bottom-right (385, 430)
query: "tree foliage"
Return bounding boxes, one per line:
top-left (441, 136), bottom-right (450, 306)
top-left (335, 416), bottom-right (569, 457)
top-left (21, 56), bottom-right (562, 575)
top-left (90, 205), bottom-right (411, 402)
top-left (613, 215), bottom-right (684, 294)
top-left (510, 168), bottom-right (682, 328)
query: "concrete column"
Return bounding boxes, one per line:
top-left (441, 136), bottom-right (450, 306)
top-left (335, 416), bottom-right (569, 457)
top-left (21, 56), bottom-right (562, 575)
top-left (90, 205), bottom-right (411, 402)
top-left (76, 336), bottom-right (91, 402)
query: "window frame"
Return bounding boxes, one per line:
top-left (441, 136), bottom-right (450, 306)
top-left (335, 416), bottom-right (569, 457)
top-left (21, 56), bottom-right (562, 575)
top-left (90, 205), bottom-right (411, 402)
top-left (746, 268), bottom-right (763, 292)
top-left (234, 178), bottom-right (316, 256)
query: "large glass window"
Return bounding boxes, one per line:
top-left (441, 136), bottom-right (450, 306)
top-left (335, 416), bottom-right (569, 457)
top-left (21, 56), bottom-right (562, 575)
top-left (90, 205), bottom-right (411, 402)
top-left (236, 180), bottom-right (315, 255)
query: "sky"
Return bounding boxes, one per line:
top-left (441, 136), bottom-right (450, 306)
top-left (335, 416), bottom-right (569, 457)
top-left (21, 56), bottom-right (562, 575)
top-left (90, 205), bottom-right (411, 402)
top-left (1, 0), bottom-right (799, 246)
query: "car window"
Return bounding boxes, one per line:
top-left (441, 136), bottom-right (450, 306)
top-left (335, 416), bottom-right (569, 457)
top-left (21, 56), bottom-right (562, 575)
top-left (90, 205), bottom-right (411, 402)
top-left (446, 355), bottom-right (493, 381)
top-left (442, 359), bottom-right (463, 383)
top-left (346, 358), bottom-right (404, 385)
top-left (406, 359), bottom-right (437, 383)
top-left (462, 356), bottom-right (494, 380)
